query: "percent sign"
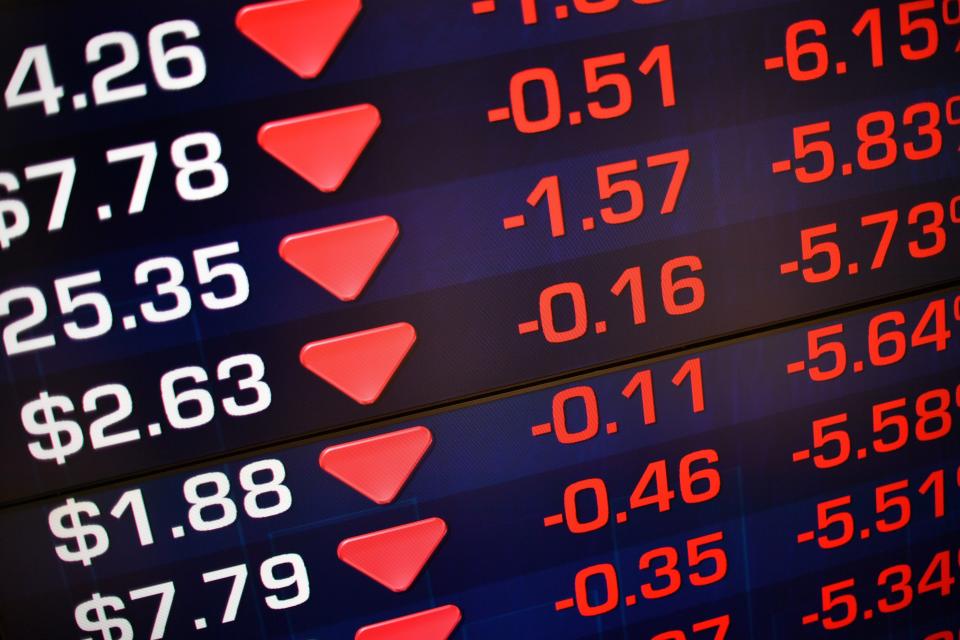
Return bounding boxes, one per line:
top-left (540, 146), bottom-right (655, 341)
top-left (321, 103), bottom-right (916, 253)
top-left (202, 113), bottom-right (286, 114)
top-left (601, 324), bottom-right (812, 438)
top-left (950, 96), bottom-right (960, 150)
top-left (946, 0), bottom-right (960, 51)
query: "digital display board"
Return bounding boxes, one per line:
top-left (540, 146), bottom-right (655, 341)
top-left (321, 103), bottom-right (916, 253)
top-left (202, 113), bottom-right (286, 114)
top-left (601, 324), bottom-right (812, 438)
top-left (0, 0), bottom-right (958, 638)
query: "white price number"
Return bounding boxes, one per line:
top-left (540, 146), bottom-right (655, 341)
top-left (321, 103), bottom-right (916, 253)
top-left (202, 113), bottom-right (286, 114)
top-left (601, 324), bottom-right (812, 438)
top-left (0, 132), bottom-right (227, 252)
top-left (0, 241), bottom-right (248, 357)
top-left (4, 20), bottom-right (206, 116)
top-left (160, 352), bottom-right (270, 431)
top-left (184, 459), bottom-right (292, 533)
top-left (48, 460), bottom-right (291, 567)
top-left (74, 554), bottom-right (308, 640)
top-left (23, 353), bottom-right (270, 465)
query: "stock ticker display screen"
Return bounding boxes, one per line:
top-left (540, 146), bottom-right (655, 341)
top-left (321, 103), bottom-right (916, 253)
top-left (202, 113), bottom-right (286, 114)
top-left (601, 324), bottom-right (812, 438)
top-left (0, 0), bottom-right (959, 638)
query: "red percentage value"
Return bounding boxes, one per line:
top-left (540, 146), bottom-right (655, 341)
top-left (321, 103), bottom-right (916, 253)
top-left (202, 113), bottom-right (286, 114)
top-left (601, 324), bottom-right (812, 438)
top-left (543, 449), bottom-right (720, 534)
top-left (792, 382), bottom-right (959, 468)
top-left (531, 358), bottom-right (704, 442)
top-left (502, 150), bottom-right (690, 238)
top-left (772, 96), bottom-right (960, 183)
top-left (795, 466), bottom-right (955, 550)
top-left (555, 531), bottom-right (727, 617)
top-left (519, 257), bottom-right (705, 344)
top-left (785, 295), bottom-right (958, 382)
top-left (802, 546), bottom-right (957, 630)
top-left (765, 0), bottom-right (960, 82)
top-left (488, 46), bottom-right (675, 135)
top-left (780, 194), bottom-right (960, 283)
top-left (471, 0), bottom-right (667, 26)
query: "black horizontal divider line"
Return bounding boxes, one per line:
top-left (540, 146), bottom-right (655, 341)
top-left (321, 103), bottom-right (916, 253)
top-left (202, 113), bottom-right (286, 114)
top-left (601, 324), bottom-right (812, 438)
top-left (3, 275), bottom-right (959, 511)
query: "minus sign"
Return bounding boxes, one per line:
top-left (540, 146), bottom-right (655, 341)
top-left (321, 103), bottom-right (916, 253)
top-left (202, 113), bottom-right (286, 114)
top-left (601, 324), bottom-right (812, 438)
top-left (503, 214), bottom-right (526, 230)
top-left (764, 56), bottom-right (785, 70)
top-left (555, 598), bottom-right (575, 611)
top-left (786, 361), bottom-right (806, 374)
top-left (780, 260), bottom-right (799, 274)
top-left (518, 320), bottom-right (540, 334)
top-left (543, 514), bottom-right (564, 527)
top-left (487, 106), bottom-right (511, 123)
top-left (531, 423), bottom-right (552, 436)
top-left (802, 613), bottom-right (820, 625)
top-left (772, 159), bottom-right (792, 174)
top-left (472, 0), bottom-right (497, 14)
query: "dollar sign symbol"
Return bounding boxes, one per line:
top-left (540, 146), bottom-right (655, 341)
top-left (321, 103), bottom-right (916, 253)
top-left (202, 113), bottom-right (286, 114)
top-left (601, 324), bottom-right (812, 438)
top-left (21, 391), bottom-right (83, 465)
top-left (0, 172), bottom-right (29, 251)
top-left (74, 593), bottom-right (133, 640)
top-left (48, 498), bottom-right (109, 566)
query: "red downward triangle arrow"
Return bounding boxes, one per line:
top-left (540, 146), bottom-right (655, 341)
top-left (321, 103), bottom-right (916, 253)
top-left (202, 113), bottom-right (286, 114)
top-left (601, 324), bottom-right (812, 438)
top-left (319, 426), bottom-right (432, 504)
top-left (236, 0), bottom-right (362, 78)
top-left (355, 605), bottom-right (462, 640)
top-left (258, 104), bottom-right (381, 193)
top-left (338, 518), bottom-right (447, 592)
top-left (279, 216), bottom-right (398, 302)
top-left (300, 322), bottom-right (416, 405)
